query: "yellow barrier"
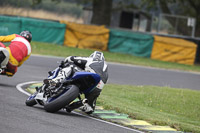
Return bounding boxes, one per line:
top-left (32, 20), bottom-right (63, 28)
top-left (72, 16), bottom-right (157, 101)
top-left (60, 21), bottom-right (109, 51)
top-left (151, 35), bottom-right (197, 65)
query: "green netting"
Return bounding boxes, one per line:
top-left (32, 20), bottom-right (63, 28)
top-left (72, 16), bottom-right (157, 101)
top-left (0, 16), bottom-right (21, 35)
top-left (108, 29), bottom-right (154, 57)
top-left (21, 17), bottom-right (66, 45)
top-left (0, 16), bottom-right (66, 45)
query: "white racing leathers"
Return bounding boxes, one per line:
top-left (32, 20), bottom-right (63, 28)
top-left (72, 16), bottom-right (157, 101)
top-left (65, 56), bottom-right (108, 113)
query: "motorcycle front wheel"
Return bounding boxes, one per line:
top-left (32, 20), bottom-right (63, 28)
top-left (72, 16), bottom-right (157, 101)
top-left (44, 85), bottom-right (79, 113)
top-left (25, 97), bottom-right (37, 106)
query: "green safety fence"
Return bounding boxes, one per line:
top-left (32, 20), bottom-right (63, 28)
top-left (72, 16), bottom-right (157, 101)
top-left (0, 15), bottom-right (66, 45)
top-left (0, 15), bottom-right (21, 35)
top-left (21, 17), bottom-right (66, 45)
top-left (108, 29), bottom-right (154, 57)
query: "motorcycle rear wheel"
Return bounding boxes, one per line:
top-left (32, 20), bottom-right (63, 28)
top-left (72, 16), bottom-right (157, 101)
top-left (44, 85), bottom-right (79, 113)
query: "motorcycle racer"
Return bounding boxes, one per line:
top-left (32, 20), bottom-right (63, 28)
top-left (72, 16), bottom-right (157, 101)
top-left (64, 51), bottom-right (108, 114)
top-left (0, 30), bottom-right (32, 77)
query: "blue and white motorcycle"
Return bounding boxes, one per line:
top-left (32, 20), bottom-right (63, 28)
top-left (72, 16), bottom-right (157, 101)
top-left (25, 61), bottom-right (100, 113)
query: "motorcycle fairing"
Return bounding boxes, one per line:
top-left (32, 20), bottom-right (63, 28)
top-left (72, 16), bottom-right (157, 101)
top-left (71, 72), bottom-right (100, 94)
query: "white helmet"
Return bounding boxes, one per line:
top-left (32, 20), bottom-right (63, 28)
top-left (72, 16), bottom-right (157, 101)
top-left (89, 51), bottom-right (105, 61)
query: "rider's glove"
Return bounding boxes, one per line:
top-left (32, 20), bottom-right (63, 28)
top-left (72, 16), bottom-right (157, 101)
top-left (5, 72), bottom-right (14, 77)
top-left (59, 61), bottom-right (65, 68)
top-left (1, 69), bottom-right (14, 77)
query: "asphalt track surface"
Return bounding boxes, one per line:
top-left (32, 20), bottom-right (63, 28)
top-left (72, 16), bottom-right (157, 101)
top-left (0, 55), bottom-right (199, 133)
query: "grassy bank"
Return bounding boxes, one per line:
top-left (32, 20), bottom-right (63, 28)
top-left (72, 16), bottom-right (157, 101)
top-left (32, 41), bottom-right (200, 72)
top-left (32, 41), bottom-right (200, 132)
top-left (98, 84), bottom-right (200, 132)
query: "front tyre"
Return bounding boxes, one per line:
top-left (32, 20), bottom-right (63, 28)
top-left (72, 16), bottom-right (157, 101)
top-left (25, 98), bottom-right (37, 106)
top-left (44, 85), bottom-right (79, 113)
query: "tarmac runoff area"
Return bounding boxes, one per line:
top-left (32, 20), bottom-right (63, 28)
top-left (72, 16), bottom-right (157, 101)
top-left (18, 82), bottom-right (184, 133)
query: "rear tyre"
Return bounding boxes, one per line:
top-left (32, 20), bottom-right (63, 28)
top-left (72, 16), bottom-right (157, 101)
top-left (44, 85), bottom-right (79, 113)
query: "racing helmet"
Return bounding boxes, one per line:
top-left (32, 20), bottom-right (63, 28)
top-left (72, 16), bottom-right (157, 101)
top-left (20, 30), bottom-right (32, 42)
top-left (89, 51), bottom-right (105, 61)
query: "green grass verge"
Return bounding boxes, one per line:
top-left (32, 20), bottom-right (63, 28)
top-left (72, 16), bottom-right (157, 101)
top-left (97, 84), bottom-right (200, 132)
top-left (32, 41), bottom-right (200, 72)
top-left (32, 41), bottom-right (200, 132)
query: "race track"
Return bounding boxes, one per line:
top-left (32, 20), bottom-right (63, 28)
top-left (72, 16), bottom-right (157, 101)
top-left (0, 55), bottom-right (142, 133)
top-left (0, 55), bottom-right (199, 133)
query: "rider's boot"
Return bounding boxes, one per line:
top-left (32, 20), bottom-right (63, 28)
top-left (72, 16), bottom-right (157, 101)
top-left (65, 99), bottom-right (94, 114)
top-left (79, 99), bottom-right (94, 114)
top-left (65, 100), bottom-right (83, 113)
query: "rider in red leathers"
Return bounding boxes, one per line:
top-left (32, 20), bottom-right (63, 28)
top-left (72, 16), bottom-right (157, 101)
top-left (0, 31), bottom-right (32, 77)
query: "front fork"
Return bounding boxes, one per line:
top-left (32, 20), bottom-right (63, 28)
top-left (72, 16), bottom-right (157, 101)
top-left (34, 85), bottom-right (48, 105)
